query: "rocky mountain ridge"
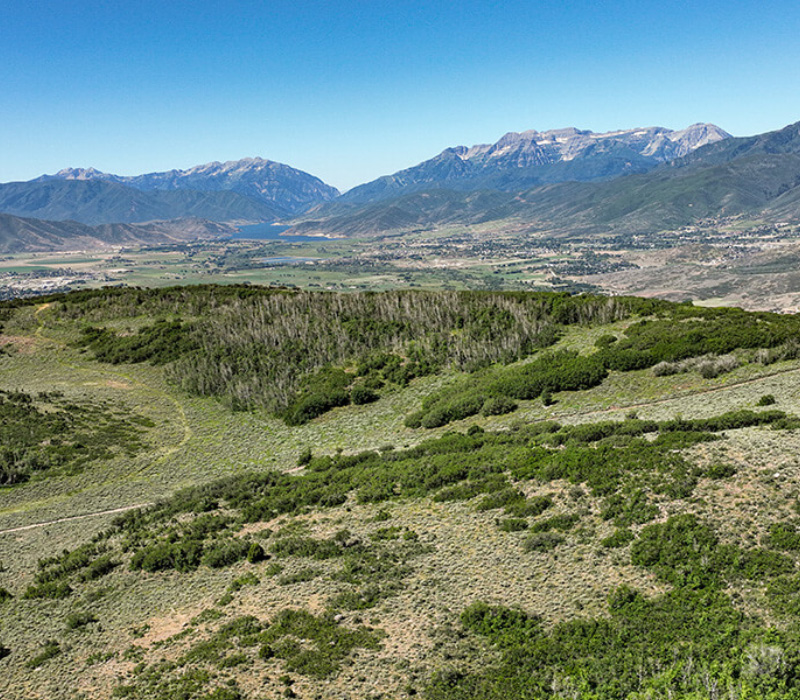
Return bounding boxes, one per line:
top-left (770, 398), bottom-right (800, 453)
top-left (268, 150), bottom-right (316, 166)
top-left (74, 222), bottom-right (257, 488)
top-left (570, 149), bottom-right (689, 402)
top-left (338, 123), bottom-right (731, 203)
top-left (37, 157), bottom-right (340, 216)
top-left (290, 121), bottom-right (800, 238)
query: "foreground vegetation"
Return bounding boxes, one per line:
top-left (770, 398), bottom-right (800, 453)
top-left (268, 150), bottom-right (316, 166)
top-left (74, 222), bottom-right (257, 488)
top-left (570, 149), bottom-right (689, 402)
top-left (3, 285), bottom-right (800, 699)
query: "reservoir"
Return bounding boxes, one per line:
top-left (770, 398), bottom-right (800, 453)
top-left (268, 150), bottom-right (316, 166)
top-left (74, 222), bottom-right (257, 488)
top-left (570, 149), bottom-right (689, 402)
top-left (231, 223), bottom-right (339, 242)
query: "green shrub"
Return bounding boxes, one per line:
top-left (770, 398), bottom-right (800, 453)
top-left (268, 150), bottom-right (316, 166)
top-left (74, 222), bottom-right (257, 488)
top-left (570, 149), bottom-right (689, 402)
top-left (497, 518), bottom-right (528, 532)
top-left (601, 529), bottom-right (636, 548)
top-left (768, 522), bottom-right (800, 551)
top-left (476, 488), bottom-right (526, 512)
top-left (351, 384), bottom-right (379, 405)
top-left (631, 515), bottom-right (720, 587)
top-left (523, 532), bottom-right (564, 553)
top-left (505, 495), bottom-right (553, 518)
top-left (481, 396), bottom-right (518, 416)
top-left (529, 513), bottom-right (579, 532)
top-left (758, 394), bottom-right (777, 406)
top-left (246, 542), bottom-right (267, 564)
top-left (23, 581), bottom-right (72, 599)
top-left (201, 540), bottom-right (251, 569)
top-left (65, 611), bottom-right (98, 630)
top-left (705, 463), bottom-right (737, 479)
top-left (26, 640), bottom-right (61, 668)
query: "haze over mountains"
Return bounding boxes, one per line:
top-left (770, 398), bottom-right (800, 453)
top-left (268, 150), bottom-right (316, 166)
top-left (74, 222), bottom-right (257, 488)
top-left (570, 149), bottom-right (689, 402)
top-left (3, 120), bottom-right (800, 249)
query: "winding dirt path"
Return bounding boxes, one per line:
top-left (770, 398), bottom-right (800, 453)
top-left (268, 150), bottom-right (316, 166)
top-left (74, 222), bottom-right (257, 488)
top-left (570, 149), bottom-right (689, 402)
top-left (32, 302), bottom-right (193, 467)
top-left (0, 503), bottom-right (152, 536)
top-left (554, 364), bottom-right (800, 422)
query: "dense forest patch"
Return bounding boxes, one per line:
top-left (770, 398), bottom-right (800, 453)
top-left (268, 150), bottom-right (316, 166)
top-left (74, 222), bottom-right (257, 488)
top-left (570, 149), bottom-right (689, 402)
top-left (23, 285), bottom-right (800, 428)
top-left (23, 285), bottom-right (666, 417)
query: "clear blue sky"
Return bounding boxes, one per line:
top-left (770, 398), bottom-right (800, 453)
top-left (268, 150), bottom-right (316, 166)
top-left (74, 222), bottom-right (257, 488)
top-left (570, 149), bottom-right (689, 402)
top-left (2, 0), bottom-right (799, 191)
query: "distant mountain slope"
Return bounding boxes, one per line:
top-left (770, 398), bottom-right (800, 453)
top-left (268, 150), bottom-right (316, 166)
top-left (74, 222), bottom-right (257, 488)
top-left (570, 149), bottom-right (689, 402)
top-left (0, 212), bottom-right (232, 253)
top-left (671, 120), bottom-right (800, 170)
top-left (37, 157), bottom-right (340, 216)
top-left (339, 124), bottom-right (730, 204)
top-left (0, 179), bottom-right (283, 226)
top-left (289, 122), bottom-right (800, 238)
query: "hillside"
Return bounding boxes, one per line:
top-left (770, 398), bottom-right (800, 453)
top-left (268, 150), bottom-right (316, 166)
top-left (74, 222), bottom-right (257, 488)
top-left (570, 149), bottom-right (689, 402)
top-left (0, 213), bottom-right (234, 253)
top-left (0, 179), bottom-right (285, 227)
top-left (2, 286), bottom-right (800, 699)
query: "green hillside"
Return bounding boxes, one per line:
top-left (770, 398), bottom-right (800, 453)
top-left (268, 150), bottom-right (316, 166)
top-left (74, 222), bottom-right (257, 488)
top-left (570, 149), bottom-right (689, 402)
top-left (2, 286), bottom-right (800, 699)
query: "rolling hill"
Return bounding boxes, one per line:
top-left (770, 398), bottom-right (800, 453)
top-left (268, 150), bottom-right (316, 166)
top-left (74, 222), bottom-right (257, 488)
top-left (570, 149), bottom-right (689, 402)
top-left (2, 286), bottom-right (800, 699)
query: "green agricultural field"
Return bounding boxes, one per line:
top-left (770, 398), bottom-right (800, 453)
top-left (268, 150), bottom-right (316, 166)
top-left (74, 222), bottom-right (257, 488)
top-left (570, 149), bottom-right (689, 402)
top-left (2, 287), bottom-right (800, 699)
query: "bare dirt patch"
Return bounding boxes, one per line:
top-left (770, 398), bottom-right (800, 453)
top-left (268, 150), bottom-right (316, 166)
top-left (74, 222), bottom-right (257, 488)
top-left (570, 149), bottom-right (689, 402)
top-left (0, 334), bottom-right (38, 354)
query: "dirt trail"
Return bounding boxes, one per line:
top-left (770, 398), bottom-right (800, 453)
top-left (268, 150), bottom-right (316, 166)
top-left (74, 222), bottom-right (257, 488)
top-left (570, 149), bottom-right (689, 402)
top-left (558, 365), bottom-right (800, 421)
top-left (32, 301), bottom-right (193, 466)
top-left (5, 304), bottom-right (799, 537)
top-left (0, 503), bottom-right (152, 536)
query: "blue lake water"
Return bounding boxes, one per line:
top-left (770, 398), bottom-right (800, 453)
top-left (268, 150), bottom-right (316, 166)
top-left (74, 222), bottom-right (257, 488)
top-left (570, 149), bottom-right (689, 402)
top-left (230, 223), bottom-right (339, 243)
top-left (259, 257), bottom-right (318, 265)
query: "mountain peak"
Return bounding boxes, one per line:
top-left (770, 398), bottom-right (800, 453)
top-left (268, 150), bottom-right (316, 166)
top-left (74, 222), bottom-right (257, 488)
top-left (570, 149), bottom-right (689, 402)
top-left (36, 158), bottom-right (339, 216)
top-left (52, 167), bottom-right (110, 180)
top-left (340, 122), bottom-right (732, 203)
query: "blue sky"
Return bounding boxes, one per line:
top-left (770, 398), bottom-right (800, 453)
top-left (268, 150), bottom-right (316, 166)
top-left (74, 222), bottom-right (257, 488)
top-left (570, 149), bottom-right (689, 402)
top-left (2, 0), bottom-right (799, 191)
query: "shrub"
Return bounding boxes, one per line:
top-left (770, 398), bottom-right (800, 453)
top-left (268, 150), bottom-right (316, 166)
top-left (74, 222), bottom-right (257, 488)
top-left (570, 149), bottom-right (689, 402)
top-left (476, 488), bottom-right (526, 512)
top-left (26, 640), bottom-right (61, 668)
top-left (529, 513), bottom-right (579, 532)
top-left (23, 581), bottom-right (72, 599)
top-left (523, 532), bottom-right (564, 553)
top-left (201, 540), bottom-right (252, 569)
top-left (705, 463), bottom-right (737, 479)
top-left (481, 396), bottom-right (518, 416)
top-left (65, 611), bottom-right (98, 630)
top-left (601, 529), bottom-right (636, 548)
top-left (497, 518), bottom-right (528, 532)
top-left (246, 542), bottom-right (267, 564)
top-left (595, 334), bottom-right (618, 348)
top-left (758, 394), bottom-right (777, 406)
top-left (351, 384), bottom-right (379, 405)
top-left (505, 495), bottom-right (553, 518)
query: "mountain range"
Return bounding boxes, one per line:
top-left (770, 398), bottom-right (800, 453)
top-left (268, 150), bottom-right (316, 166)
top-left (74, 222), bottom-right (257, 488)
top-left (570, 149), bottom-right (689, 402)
top-left (338, 123), bottom-right (730, 204)
top-left (3, 120), bottom-right (800, 249)
top-left (290, 121), bottom-right (800, 238)
top-left (35, 157), bottom-right (339, 216)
